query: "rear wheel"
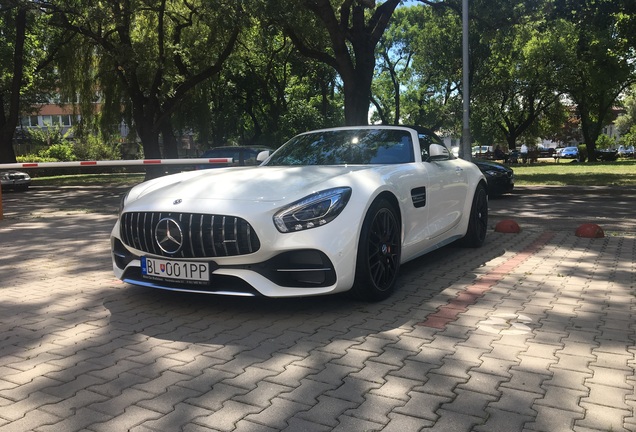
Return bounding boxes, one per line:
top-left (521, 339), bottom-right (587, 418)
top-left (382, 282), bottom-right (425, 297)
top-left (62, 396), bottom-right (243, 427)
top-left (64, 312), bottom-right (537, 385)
top-left (461, 183), bottom-right (488, 248)
top-left (351, 199), bottom-right (401, 301)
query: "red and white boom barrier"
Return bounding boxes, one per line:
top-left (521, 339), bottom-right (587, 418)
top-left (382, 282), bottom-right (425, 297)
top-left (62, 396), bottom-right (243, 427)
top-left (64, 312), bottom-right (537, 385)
top-left (0, 158), bottom-right (233, 220)
top-left (0, 158), bottom-right (233, 169)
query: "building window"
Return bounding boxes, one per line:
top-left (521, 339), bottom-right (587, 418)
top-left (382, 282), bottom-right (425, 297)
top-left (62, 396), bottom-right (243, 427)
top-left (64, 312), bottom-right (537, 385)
top-left (20, 116), bottom-right (40, 127)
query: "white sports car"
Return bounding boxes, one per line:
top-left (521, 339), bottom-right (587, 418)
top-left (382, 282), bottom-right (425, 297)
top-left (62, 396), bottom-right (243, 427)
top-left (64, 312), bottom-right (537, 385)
top-left (111, 126), bottom-right (488, 301)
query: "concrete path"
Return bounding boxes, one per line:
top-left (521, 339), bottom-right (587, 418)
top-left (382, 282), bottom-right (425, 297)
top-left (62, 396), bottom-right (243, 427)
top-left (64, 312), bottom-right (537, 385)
top-left (0, 184), bottom-right (634, 431)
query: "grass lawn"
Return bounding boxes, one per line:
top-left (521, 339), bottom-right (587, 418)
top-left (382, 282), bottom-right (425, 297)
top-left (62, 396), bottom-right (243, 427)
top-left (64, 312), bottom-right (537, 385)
top-left (32, 172), bottom-right (146, 187)
top-left (28, 159), bottom-right (636, 187)
top-left (510, 159), bottom-right (636, 186)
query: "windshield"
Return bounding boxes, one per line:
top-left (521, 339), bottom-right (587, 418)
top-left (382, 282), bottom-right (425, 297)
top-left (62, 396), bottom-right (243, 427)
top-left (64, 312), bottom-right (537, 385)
top-left (264, 129), bottom-right (415, 166)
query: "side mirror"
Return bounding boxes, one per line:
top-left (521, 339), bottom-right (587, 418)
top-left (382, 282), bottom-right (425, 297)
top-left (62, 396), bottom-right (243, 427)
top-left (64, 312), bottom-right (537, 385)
top-left (257, 150), bottom-right (271, 162)
top-left (428, 144), bottom-right (450, 161)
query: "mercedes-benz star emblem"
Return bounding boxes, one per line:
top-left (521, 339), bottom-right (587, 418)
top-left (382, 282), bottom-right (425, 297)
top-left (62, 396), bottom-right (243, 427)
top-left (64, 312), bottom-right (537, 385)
top-left (155, 218), bottom-right (184, 254)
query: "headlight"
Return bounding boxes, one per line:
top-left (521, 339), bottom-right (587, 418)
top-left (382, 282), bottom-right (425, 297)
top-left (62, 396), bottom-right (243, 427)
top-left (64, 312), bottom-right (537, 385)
top-left (484, 170), bottom-right (503, 177)
top-left (274, 187), bottom-right (352, 233)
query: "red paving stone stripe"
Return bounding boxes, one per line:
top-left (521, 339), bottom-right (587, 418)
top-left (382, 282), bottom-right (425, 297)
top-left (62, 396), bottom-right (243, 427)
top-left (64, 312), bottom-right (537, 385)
top-left (419, 231), bottom-right (556, 329)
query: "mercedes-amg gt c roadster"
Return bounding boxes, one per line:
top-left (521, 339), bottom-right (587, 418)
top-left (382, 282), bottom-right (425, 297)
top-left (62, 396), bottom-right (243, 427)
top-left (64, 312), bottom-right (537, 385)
top-left (111, 126), bottom-right (488, 301)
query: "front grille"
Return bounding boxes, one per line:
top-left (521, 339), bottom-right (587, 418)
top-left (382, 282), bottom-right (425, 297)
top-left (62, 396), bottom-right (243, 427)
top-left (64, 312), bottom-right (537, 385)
top-left (120, 212), bottom-right (260, 258)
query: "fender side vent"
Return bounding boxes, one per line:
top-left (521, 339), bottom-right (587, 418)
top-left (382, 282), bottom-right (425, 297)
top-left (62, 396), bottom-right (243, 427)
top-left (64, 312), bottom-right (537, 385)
top-left (411, 187), bottom-right (427, 208)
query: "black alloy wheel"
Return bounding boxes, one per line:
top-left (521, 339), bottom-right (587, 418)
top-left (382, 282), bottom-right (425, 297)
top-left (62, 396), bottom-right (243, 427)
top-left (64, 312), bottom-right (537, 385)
top-left (461, 183), bottom-right (488, 248)
top-left (352, 198), bottom-right (401, 301)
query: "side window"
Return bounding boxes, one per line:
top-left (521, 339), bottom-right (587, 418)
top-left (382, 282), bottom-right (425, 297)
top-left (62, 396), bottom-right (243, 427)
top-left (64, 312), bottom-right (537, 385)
top-left (419, 133), bottom-right (433, 160)
top-left (243, 149), bottom-right (259, 165)
top-left (231, 151), bottom-right (242, 166)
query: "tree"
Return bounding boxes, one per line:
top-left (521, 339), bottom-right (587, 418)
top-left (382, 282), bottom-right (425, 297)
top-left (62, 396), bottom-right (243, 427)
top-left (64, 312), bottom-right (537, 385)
top-left (176, 20), bottom-right (342, 149)
top-left (0, 3), bottom-right (27, 163)
top-left (266, 0), bottom-right (401, 126)
top-left (372, 6), bottom-right (420, 125)
top-left (615, 84), bottom-right (636, 136)
top-left (372, 4), bottom-right (463, 131)
top-left (223, 22), bottom-right (341, 145)
top-left (552, 0), bottom-right (636, 161)
top-left (470, 20), bottom-right (568, 150)
top-left (44, 0), bottom-right (242, 176)
top-left (542, 105), bottom-right (581, 146)
top-left (0, 2), bottom-right (62, 163)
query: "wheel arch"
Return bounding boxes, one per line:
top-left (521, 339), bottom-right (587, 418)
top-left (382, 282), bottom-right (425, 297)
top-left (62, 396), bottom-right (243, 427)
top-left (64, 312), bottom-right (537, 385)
top-left (374, 191), bottom-right (401, 220)
top-left (354, 190), bottom-right (402, 258)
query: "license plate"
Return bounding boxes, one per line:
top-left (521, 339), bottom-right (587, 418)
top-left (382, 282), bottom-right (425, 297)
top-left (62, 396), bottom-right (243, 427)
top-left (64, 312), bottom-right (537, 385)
top-left (141, 257), bottom-right (209, 282)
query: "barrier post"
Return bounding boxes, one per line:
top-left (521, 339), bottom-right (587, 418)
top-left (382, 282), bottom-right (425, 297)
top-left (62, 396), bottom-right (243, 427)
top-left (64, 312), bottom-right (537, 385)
top-left (0, 184), bottom-right (3, 220)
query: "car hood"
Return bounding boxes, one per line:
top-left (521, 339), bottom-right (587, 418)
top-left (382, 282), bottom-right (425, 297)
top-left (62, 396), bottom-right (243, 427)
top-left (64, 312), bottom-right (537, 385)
top-left (472, 159), bottom-right (512, 172)
top-left (127, 165), bottom-right (375, 207)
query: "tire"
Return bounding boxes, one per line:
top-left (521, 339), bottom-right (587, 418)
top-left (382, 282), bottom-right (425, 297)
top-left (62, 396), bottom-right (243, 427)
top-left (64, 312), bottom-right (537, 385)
top-left (461, 183), bottom-right (488, 248)
top-left (351, 198), bottom-right (401, 301)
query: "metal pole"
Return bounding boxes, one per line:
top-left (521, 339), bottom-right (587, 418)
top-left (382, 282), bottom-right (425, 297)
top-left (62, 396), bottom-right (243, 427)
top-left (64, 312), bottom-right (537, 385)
top-left (461, 0), bottom-right (471, 161)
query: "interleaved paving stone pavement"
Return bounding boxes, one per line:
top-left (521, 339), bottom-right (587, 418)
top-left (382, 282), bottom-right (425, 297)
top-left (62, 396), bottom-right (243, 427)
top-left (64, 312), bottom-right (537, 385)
top-left (0, 185), bottom-right (634, 431)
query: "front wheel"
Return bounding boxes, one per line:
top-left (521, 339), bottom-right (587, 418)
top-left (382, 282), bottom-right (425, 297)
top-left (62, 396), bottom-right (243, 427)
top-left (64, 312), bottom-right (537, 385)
top-left (461, 183), bottom-right (488, 248)
top-left (351, 199), bottom-right (401, 301)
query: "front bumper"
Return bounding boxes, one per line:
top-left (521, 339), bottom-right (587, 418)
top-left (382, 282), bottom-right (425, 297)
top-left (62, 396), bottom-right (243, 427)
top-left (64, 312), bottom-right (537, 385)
top-left (111, 218), bottom-right (357, 298)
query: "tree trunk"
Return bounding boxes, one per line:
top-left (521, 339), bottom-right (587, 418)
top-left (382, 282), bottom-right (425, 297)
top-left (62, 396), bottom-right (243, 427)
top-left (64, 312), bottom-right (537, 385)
top-left (577, 103), bottom-right (600, 162)
top-left (505, 134), bottom-right (517, 151)
top-left (341, 41), bottom-right (375, 126)
top-left (0, 127), bottom-right (18, 163)
top-left (0, 7), bottom-right (27, 164)
top-left (132, 110), bottom-right (164, 180)
top-left (343, 81), bottom-right (371, 125)
top-left (160, 120), bottom-right (180, 159)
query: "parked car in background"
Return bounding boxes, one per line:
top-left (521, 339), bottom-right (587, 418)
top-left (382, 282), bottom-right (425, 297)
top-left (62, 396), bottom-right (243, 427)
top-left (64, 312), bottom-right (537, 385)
top-left (472, 160), bottom-right (514, 196)
top-left (0, 170), bottom-right (31, 192)
top-left (595, 149), bottom-right (618, 161)
top-left (197, 146), bottom-right (272, 169)
top-left (472, 145), bottom-right (494, 159)
top-left (536, 144), bottom-right (556, 158)
top-left (618, 145), bottom-right (634, 158)
top-left (555, 146), bottom-right (579, 161)
top-left (112, 126), bottom-right (488, 301)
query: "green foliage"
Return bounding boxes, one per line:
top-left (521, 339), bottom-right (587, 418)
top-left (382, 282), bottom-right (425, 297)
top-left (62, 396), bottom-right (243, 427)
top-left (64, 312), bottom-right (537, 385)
top-left (619, 125), bottom-right (636, 147)
top-left (553, 7), bottom-right (636, 160)
top-left (470, 18), bottom-right (570, 149)
top-left (578, 143), bottom-right (587, 161)
top-left (595, 134), bottom-right (616, 150)
top-left (375, 5), bottom-right (462, 131)
top-left (0, 3), bottom-right (62, 162)
top-left (73, 135), bottom-right (121, 161)
top-left (39, 143), bottom-right (76, 161)
top-left (615, 84), bottom-right (636, 135)
top-left (50, 0), bottom-right (245, 162)
top-left (16, 155), bottom-right (57, 163)
top-left (3, 0), bottom-right (635, 166)
top-left (25, 126), bottom-right (69, 147)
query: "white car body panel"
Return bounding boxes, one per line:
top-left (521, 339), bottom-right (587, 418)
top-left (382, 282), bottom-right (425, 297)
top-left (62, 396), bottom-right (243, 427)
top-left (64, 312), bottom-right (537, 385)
top-left (111, 126), bottom-right (486, 299)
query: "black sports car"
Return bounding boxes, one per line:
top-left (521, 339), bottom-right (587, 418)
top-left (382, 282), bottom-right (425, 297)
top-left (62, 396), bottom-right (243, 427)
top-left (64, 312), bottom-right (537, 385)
top-left (472, 160), bottom-right (514, 196)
